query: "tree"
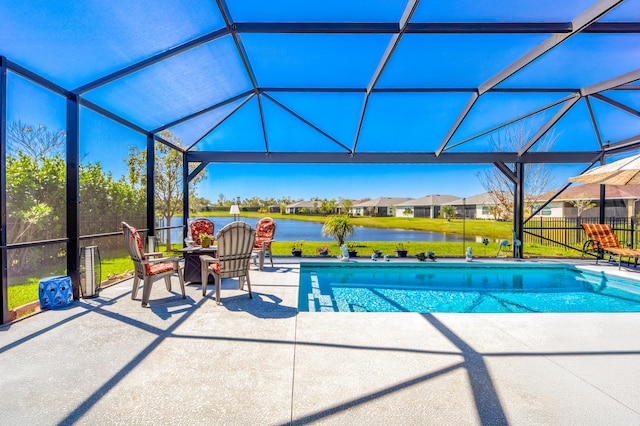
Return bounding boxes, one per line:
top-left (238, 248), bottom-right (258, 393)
top-left (189, 195), bottom-right (210, 213)
top-left (403, 207), bottom-right (413, 217)
top-left (476, 120), bottom-right (557, 220)
top-left (7, 121), bottom-right (65, 158)
top-left (321, 215), bottom-right (355, 246)
top-left (488, 205), bottom-right (503, 221)
top-left (320, 199), bottom-right (336, 215)
top-left (570, 195), bottom-right (596, 217)
top-left (127, 131), bottom-right (206, 250)
top-left (440, 205), bottom-right (457, 221)
top-left (339, 198), bottom-right (353, 215)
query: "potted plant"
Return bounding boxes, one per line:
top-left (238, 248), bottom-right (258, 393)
top-left (291, 241), bottom-right (304, 257)
top-left (394, 242), bottom-right (409, 258)
top-left (347, 243), bottom-right (358, 258)
top-left (200, 233), bottom-right (213, 248)
top-left (321, 215), bottom-right (355, 247)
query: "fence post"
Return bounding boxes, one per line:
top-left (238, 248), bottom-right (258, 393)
top-left (539, 216), bottom-right (543, 245)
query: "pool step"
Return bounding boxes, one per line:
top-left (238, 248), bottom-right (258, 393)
top-left (307, 273), bottom-right (339, 312)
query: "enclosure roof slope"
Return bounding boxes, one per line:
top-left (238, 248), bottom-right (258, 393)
top-left (1, 0), bottom-right (640, 163)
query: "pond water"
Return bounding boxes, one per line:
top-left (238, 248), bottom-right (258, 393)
top-left (161, 216), bottom-right (479, 243)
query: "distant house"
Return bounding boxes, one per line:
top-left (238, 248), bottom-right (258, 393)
top-left (395, 194), bottom-right (459, 218)
top-left (334, 199), bottom-right (355, 215)
top-left (350, 197), bottom-right (411, 217)
top-left (537, 184), bottom-right (640, 218)
top-left (445, 192), bottom-right (501, 219)
top-left (285, 200), bottom-right (321, 215)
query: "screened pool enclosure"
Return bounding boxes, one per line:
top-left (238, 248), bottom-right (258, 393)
top-left (1, 0), bottom-right (639, 322)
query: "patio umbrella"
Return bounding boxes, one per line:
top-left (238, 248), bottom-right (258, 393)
top-left (569, 153), bottom-right (640, 185)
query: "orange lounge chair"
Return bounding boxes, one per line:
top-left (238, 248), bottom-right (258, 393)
top-left (581, 223), bottom-right (640, 269)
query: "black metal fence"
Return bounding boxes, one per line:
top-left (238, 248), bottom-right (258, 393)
top-left (524, 216), bottom-right (638, 250)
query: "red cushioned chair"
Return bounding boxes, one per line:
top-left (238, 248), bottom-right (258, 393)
top-left (200, 221), bottom-right (256, 304)
top-left (188, 217), bottom-right (214, 246)
top-left (122, 222), bottom-right (185, 307)
top-left (252, 217), bottom-right (276, 271)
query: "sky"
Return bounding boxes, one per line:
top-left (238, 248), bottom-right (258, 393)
top-left (2, 0), bottom-right (639, 203)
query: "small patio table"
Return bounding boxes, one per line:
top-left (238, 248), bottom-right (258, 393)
top-left (178, 246), bottom-right (217, 284)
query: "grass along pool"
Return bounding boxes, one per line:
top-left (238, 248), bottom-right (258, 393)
top-left (298, 262), bottom-right (640, 313)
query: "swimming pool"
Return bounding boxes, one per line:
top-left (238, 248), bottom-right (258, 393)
top-left (298, 262), bottom-right (640, 313)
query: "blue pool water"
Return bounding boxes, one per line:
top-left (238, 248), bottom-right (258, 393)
top-left (298, 262), bottom-right (640, 313)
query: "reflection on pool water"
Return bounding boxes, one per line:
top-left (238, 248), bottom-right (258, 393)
top-left (298, 262), bottom-right (640, 313)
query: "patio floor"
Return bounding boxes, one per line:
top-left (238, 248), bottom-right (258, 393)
top-left (1, 258), bottom-right (639, 425)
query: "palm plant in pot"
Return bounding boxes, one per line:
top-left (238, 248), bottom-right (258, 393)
top-left (322, 215), bottom-right (355, 255)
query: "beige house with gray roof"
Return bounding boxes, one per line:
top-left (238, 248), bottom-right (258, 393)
top-left (285, 200), bottom-right (321, 215)
top-left (395, 194), bottom-right (459, 218)
top-left (445, 192), bottom-right (502, 219)
top-left (350, 197), bottom-right (411, 217)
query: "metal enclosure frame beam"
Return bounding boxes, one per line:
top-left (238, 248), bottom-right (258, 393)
top-left (185, 150), bottom-right (601, 164)
top-left (231, 21), bottom-right (639, 34)
top-left (591, 93), bottom-right (640, 117)
top-left (585, 96), bottom-right (605, 150)
top-left (182, 155), bottom-right (190, 242)
top-left (582, 68), bottom-right (640, 96)
top-left (1, 57), bottom-right (8, 323)
top-left (146, 134), bottom-right (156, 235)
top-left (66, 95), bottom-right (81, 299)
top-left (514, 163), bottom-right (525, 258)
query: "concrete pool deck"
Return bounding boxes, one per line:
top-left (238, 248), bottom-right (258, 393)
top-left (1, 257), bottom-right (639, 425)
